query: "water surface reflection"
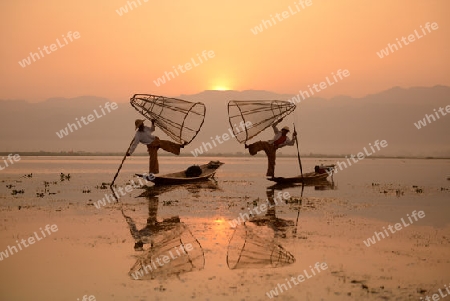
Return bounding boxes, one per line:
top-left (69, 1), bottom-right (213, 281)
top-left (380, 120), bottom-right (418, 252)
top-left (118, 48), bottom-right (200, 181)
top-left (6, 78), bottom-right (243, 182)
top-left (122, 185), bottom-right (206, 280)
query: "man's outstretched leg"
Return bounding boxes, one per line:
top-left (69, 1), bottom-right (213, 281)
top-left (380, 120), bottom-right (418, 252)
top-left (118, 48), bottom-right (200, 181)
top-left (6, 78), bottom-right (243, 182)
top-left (246, 141), bottom-right (276, 177)
top-left (246, 141), bottom-right (268, 156)
top-left (158, 139), bottom-right (182, 155)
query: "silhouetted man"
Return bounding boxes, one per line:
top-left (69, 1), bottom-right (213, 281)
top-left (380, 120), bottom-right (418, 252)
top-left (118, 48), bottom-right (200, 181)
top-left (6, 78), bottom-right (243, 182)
top-left (245, 119), bottom-right (297, 177)
top-left (127, 119), bottom-right (184, 174)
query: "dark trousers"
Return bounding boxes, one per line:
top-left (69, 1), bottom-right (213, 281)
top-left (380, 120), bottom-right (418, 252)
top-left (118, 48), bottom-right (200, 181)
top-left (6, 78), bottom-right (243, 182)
top-left (147, 137), bottom-right (181, 174)
top-left (248, 141), bottom-right (276, 177)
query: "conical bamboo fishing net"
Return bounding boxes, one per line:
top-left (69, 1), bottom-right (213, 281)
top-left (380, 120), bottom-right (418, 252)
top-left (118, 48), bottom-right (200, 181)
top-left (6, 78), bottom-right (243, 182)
top-left (226, 223), bottom-right (295, 269)
top-left (227, 100), bottom-right (296, 143)
top-left (130, 94), bottom-right (206, 145)
top-left (129, 222), bottom-right (204, 280)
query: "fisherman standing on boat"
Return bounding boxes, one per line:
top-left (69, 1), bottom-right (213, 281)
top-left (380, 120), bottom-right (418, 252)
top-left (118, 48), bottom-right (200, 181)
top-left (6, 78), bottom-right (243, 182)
top-left (245, 118), bottom-right (296, 178)
top-left (127, 119), bottom-right (184, 174)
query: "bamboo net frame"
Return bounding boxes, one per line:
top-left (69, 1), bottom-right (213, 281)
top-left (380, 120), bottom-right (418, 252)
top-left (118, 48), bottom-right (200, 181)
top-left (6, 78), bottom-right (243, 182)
top-left (130, 94), bottom-right (206, 145)
top-left (227, 100), bottom-right (296, 143)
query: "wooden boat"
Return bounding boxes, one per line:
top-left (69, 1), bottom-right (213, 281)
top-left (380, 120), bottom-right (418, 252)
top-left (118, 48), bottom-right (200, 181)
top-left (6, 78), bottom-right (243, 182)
top-left (268, 164), bottom-right (335, 184)
top-left (137, 161), bottom-right (224, 186)
top-left (268, 178), bottom-right (335, 190)
top-left (268, 172), bottom-right (330, 184)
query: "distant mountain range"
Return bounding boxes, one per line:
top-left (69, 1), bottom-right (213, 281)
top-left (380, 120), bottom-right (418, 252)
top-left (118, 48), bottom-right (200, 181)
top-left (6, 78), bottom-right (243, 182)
top-left (0, 86), bottom-right (449, 157)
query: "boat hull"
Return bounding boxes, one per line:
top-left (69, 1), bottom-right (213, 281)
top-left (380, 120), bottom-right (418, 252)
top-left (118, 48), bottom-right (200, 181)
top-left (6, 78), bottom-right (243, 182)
top-left (150, 161), bottom-right (224, 186)
top-left (268, 172), bottom-right (329, 184)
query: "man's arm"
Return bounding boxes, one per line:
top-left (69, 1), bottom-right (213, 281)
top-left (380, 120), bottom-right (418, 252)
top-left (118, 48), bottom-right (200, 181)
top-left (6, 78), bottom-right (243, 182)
top-left (278, 132), bottom-right (297, 148)
top-left (287, 131), bottom-right (297, 146)
top-left (285, 138), bottom-right (296, 146)
top-left (272, 123), bottom-right (280, 134)
top-left (149, 119), bottom-right (156, 132)
top-left (278, 138), bottom-right (294, 148)
top-left (127, 134), bottom-right (140, 156)
top-left (272, 118), bottom-right (283, 133)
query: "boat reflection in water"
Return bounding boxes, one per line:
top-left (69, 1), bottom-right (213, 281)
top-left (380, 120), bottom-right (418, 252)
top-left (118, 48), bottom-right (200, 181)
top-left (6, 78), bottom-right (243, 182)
top-left (121, 185), bottom-right (205, 280)
top-left (268, 178), bottom-right (336, 191)
top-left (314, 181), bottom-right (336, 190)
top-left (226, 187), bottom-right (298, 270)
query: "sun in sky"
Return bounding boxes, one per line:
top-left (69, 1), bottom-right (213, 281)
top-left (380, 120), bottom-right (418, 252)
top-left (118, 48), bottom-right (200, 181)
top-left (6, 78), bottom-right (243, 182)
top-left (0, 1), bottom-right (448, 101)
top-left (209, 78), bottom-right (234, 91)
top-left (211, 85), bottom-right (231, 91)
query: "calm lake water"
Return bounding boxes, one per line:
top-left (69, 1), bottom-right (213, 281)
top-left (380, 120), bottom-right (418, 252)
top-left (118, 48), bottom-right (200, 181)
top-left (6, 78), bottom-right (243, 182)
top-left (0, 156), bottom-right (449, 301)
top-left (1, 156), bottom-right (449, 226)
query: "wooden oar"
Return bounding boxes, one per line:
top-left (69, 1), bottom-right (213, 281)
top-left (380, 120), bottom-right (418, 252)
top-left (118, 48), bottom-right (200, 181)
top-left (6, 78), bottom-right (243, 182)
top-left (293, 123), bottom-right (303, 178)
top-left (292, 124), bottom-right (305, 237)
top-left (110, 136), bottom-right (135, 201)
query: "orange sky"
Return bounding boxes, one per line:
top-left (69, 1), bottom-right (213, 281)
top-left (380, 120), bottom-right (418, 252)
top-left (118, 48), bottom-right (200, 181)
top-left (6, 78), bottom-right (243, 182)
top-left (0, 0), bottom-right (448, 102)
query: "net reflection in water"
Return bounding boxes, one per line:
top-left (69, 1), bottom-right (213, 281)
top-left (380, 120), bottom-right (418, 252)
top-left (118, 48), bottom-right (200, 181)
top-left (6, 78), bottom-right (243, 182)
top-left (129, 222), bottom-right (204, 280)
top-left (227, 223), bottom-right (295, 270)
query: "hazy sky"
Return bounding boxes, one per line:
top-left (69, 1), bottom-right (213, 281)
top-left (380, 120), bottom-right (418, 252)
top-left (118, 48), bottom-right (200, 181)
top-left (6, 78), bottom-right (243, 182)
top-left (1, 0), bottom-right (448, 102)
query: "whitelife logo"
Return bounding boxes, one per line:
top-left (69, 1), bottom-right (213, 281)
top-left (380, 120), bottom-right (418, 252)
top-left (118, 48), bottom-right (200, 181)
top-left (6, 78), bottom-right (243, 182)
top-left (0, 224), bottom-right (58, 261)
top-left (94, 176), bottom-right (153, 209)
top-left (413, 105), bottom-right (450, 129)
top-left (288, 69), bottom-right (350, 105)
top-left (116, 0), bottom-right (149, 16)
top-left (153, 50), bottom-right (215, 87)
top-left (0, 154), bottom-right (21, 171)
top-left (228, 191), bottom-right (291, 228)
top-left (190, 121), bottom-right (252, 157)
top-left (326, 139), bottom-right (388, 176)
top-left (251, 0), bottom-right (313, 35)
top-left (55, 102), bottom-right (118, 139)
top-left (363, 210), bottom-right (425, 247)
top-left (18, 31), bottom-right (80, 68)
top-left (266, 262), bottom-right (328, 298)
top-left (420, 283), bottom-right (450, 301)
top-left (76, 295), bottom-right (96, 301)
top-left (130, 243), bottom-right (194, 280)
top-left (376, 22), bottom-right (439, 59)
